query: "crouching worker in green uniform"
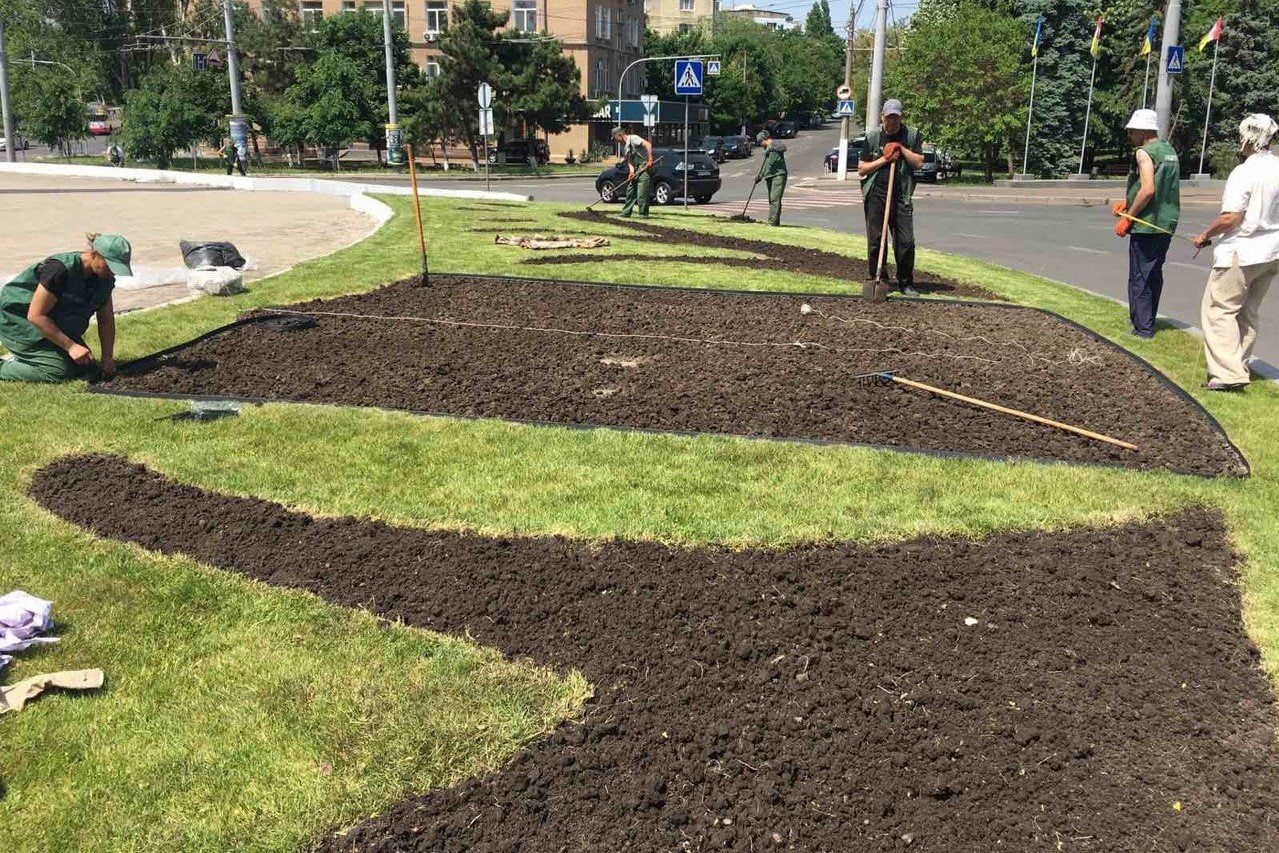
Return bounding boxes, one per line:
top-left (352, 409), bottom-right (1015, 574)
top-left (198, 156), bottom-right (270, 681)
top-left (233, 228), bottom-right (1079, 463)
top-left (755, 130), bottom-right (788, 226)
top-left (612, 126), bottom-right (654, 218)
top-left (0, 233), bottom-right (132, 383)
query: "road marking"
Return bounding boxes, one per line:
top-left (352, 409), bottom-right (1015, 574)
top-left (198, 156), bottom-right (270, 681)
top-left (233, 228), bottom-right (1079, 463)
top-left (954, 232), bottom-right (988, 240)
top-left (1067, 245), bottom-right (1108, 255)
top-left (1166, 261), bottom-right (1206, 271)
top-left (976, 209), bottom-right (1019, 215)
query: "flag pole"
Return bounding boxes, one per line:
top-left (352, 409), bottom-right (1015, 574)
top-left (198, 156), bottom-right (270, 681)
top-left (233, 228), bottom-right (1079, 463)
top-left (1078, 52), bottom-right (1098, 175)
top-left (1142, 52), bottom-right (1151, 108)
top-left (1022, 51), bottom-right (1038, 175)
top-left (1197, 35), bottom-right (1220, 175)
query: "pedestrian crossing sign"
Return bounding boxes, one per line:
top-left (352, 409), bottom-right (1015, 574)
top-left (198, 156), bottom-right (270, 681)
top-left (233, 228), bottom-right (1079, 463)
top-left (837, 99), bottom-right (856, 117)
top-left (1166, 45), bottom-right (1184, 74)
top-left (674, 60), bottom-right (704, 96)
top-left (707, 60), bottom-right (721, 76)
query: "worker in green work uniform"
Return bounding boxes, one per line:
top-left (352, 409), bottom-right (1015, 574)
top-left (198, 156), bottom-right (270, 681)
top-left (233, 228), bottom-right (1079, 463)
top-left (612, 126), bottom-right (654, 218)
top-left (0, 233), bottom-right (132, 383)
top-left (755, 129), bottom-right (788, 226)
top-left (221, 139), bottom-right (245, 177)
top-left (1112, 108), bottom-right (1180, 339)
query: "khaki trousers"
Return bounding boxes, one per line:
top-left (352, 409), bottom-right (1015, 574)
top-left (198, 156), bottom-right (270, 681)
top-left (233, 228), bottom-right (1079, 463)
top-left (1201, 258), bottom-right (1277, 384)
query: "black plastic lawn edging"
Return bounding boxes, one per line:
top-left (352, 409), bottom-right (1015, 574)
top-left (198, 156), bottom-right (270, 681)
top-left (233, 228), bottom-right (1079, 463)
top-left (88, 274), bottom-right (1249, 478)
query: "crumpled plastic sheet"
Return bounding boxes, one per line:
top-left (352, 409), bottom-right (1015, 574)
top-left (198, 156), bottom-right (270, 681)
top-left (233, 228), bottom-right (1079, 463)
top-left (0, 590), bottom-right (57, 671)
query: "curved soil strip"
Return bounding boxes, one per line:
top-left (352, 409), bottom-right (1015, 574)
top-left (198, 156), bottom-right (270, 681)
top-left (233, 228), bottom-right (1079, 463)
top-left (559, 210), bottom-right (997, 300)
top-left (96, 276), bottom-right (1245, 476)
top-left (30, 455), bottom-right (1279, 851)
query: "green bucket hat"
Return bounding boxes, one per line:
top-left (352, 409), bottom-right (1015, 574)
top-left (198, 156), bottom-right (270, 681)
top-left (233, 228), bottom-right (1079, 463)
top-left (755, 131), bottom-right (770, 145)
top-left (92, 233), bottom-right (133, 278)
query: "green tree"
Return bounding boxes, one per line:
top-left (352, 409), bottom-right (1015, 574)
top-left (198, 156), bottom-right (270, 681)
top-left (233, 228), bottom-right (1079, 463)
top-left (271, 52), bottom-right (378, 168)
top-left (893, 0), bottom-right (1027, 179)
top-left (14, 71), bottom-right (87, 154)
top-left (505, 37), bottom-right (591, 138)
top-left (119, 64), bottom-right (224, 167)
top-left (805, 0), bottom-right (836, 38)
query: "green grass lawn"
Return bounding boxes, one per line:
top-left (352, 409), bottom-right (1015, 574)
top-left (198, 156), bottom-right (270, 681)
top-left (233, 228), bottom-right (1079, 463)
top-left (2, 196), bottom-right (1277, 851)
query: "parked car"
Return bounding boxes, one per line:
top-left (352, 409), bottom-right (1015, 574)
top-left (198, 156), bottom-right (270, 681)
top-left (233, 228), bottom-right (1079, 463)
top-left (88, 118), bottom-right (111, 136)
top-left (690, 136), bottom-right (727, 163)
top-left (0, 134), bottom-right (30, 152)
top-left (913, 143), bottom-right (940, 183)
top-left (772, 121), bottom-right (798, 139)
top-left (804, 113), bottom-right (826, 129)
top-left (488, 137), bottom-right (549, 167)
top-left (594, 148), bottom-right (722, 205)
top-left (721, 135), bottom-right (752, 158)
top-left (824, 134), bottom-right (867, 173)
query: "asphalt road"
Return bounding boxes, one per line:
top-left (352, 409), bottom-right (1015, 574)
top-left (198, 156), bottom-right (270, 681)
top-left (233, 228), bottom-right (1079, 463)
top-left (476, 125), bottom-right (1274, 373)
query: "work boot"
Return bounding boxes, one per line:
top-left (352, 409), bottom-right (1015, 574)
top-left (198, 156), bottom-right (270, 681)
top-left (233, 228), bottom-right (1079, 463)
top-left (900, 284), bottom-right (920, 297)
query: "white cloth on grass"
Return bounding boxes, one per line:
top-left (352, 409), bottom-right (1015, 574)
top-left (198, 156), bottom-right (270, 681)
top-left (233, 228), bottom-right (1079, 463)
top-left (0, 590), bottom-right (58, 670)
top-left (1213, 149), bottom-right (1279, 269)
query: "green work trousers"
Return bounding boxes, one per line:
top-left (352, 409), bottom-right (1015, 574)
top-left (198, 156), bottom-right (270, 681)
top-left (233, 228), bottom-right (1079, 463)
top-left (621, 170), bottom-right (651, 217)
top-left (765, 174), bottom-right (787, 226)
top-left (0, 338), bottom-right (86, 383)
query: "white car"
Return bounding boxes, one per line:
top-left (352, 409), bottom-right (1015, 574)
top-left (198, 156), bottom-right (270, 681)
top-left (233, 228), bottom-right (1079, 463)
top-left (0, 134), bottom-right (31, 152)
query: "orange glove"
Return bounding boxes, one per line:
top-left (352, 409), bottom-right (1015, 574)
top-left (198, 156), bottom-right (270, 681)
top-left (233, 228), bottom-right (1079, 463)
top-left (883, 142), bottom-right (903, 162)
top-left (1112, 200), bottom-right (1128, 217)
top-left (1114, 217), bottom-right (1133, 237)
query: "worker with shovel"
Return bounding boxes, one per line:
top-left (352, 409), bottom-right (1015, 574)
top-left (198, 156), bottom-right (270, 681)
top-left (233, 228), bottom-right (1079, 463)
top-left (221, 139), bottom-right (246, 177)
top-left (755, 129), bottom-right (788, 226)
top-left (1112, 109), bottom-right (1180, 339)
top-left (0, 233), bottom-right (132, 382)
top-left (858, 99), bottom-right (925, 296)
top-left (612, 127), bottom-right (654, 218)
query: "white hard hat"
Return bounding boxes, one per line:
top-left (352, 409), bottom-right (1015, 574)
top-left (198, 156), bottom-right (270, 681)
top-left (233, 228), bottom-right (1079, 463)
top-left (1239, 114), bottom-right (1278, 151)
top-left (1125, 109), bottom-right (1159, 132)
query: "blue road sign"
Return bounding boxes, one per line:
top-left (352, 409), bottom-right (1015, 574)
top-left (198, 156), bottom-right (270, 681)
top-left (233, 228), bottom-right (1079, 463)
top-left (837, 99), bottom-right (856, 117)
top-left (707, 60), bottom-right (721, 76)
top-left (674, 60), bottom-right (704, 96)
top-left (193, 53), bottom-right (207, 71)
top-left (1166, 45), bottom-right (1184, 74)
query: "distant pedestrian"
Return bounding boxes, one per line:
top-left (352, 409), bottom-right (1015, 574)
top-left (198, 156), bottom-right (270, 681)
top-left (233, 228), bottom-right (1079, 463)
top-left (0, 233), bottom-right (132, 383)
top-left (857, 99), bottom-right (925, 295)
top-left (755, 130), bottom-right (788, 226)
top-left (1112, 108), bottom-right (1181, 339)
top-left (1191, 113), bottom-right (1279, 391)
top-left (221, 140), bottom-right (245, 177)
top-left (105, 142), bottom-right (123, 167)
top-left (611, 127), bottom-right (653, 218)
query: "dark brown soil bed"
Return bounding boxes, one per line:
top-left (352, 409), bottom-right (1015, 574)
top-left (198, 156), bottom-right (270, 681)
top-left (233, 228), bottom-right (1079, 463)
top-left (559, 210), bottom-right (995, 300)
top-left (96, 275), bottom-right (1243, 476)
top-left (30, 454), bottom-right (1279, 851)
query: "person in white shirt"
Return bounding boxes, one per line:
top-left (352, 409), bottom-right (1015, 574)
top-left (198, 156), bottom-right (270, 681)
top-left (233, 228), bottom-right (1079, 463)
top-left (1192, 114), bottom-right (1279, 390)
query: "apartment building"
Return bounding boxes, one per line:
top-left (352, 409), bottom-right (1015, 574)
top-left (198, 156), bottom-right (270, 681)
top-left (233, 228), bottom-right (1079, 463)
top-left (644, 0), bottom-right (715, 36)
top-left (268, 0), bottom-right (644, 160)
top-left (718, 3), bottom-right (796, 30)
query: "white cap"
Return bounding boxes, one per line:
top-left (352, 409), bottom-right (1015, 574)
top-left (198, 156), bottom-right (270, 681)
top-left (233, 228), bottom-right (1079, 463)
top-left (1125, 109), bottom-right (1159, 132)
top-left (1239, 114), bottom-right (1278, 151)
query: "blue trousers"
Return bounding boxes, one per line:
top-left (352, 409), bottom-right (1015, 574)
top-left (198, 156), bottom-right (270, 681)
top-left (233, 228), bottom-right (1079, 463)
top-left (1128, 233), bottom-right (1172, 337)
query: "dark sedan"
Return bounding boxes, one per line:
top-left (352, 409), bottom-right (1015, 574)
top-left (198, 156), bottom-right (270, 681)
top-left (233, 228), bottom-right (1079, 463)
top-left (772, 121), bottom-right (798, 139)
top-left (825, 134), bottom-right (867, 172)
top-left (721, 135), bottom-right (752, 158)
top-left (690, 136), bottom-right (727, 163)
top-left (595, 149), bottom-right (722, 205)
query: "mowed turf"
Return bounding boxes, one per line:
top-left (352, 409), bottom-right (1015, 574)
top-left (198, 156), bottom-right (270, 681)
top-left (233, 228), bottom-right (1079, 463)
top-left (1, 196), bottom-right (1278, 851)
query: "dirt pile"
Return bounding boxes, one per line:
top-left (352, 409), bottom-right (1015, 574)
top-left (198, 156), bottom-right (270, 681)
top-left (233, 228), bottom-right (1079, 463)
top-left (30, 455), bottom-right (1279, 851)
top-left (97, 276), bottom-right (1245, 476)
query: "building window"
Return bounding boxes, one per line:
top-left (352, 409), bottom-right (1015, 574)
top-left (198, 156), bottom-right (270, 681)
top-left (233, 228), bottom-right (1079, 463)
top-left (513, 0), bottom-right (538, 31)
top-left (342, 1), bottom-right (356, 12)
top-left (678, 22), bottom-right (690, 32)
top-left (595, 4), bottom-right (611, 38)
top-left (301, 0), bottom-right (324, 28)
top-left (364, 1), bottom-right (407, 28)
top-left (627, 16), bottom-right (639, 48)
top-left (595, 58), bottom-right (608, 95)
top-left (425, 61), bottom-right (441, 78)
top-left (679, 0), bottom-right (693, 11)
top-left (424, 0), bottom-right (448, 33)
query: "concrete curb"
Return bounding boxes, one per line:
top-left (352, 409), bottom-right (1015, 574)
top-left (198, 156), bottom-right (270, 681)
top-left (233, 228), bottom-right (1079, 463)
top-left (0, 161), bottom-right (532, 202)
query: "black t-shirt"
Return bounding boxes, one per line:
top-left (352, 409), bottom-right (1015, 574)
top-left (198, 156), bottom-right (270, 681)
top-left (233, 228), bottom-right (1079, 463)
top-left (859, 125), bottom-right (922, 194)
top-left (35, 259), bottom-right (70, 296)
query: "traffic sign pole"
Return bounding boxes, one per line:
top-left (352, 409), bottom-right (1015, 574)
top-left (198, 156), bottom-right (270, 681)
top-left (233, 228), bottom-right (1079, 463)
top-left (684, 96), bottom-right (689, 210)
top-left (836, 84), bottom-right (853, 182)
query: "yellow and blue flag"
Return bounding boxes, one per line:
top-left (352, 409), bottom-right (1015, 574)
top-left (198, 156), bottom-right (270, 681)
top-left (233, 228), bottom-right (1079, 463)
top-left (1031, 16), bottom-right (1044, 57)
top-left (1089, 15), bottom-right (1104, 58)
top-left (1198, 17), bottom-right (1223, 51)
top-left (1140, 16), bottom-right (1157, 56)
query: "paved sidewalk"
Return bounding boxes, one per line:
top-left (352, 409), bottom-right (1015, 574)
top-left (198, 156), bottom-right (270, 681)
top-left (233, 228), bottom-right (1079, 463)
top-left (1, 173), bottom-right (376, 313)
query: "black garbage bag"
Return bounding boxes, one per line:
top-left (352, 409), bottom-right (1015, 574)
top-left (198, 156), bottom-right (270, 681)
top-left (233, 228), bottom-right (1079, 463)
top-left (180, 240), bottom-right (247, 270)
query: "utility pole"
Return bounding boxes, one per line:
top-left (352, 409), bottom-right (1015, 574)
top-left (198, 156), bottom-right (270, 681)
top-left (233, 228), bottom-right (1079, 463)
top-left (865, 0), bottom-right (888, 134)
top-left (836, 1), bottom-right (857, 181)
top-left (382, 0), bottom-right (403, 165)
top-left (0, 20), bottom-right (16, 164)
top-left (222, 0), bottom-right (247, 171)
top-left (1153, 0), bottom-right (1180, 138)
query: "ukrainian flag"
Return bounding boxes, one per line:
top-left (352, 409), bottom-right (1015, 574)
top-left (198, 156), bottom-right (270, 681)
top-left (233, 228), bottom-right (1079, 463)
top-left (1140, 16), bottom-right (1157, 56)
top-left (1089, 15), bottom-right (1104, 58)
top-left (1031, 16), bottom-right (1044, 57)
top-left (1198, 17), bottom-right (1223, 51)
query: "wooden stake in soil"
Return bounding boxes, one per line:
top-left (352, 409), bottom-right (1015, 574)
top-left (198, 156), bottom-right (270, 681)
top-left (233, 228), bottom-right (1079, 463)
top-left (881, 372), bottom-right (1139, 452)
top-left (865, 158), bottom-right (897, 303)
top-left (406, 143), bottom-right (429, 285)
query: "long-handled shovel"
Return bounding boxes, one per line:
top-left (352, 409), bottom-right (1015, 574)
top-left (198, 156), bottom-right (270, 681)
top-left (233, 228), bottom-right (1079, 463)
top-left (586, 156), bottom-right (663, 212)
top-left (728, 164), bottom-right (767, 222)
top-left (406, 143), bottom-right (429, 286)
top-left (863, 158), bottom-right (897, 302)
top-left (1117, 209), bottom-right (1212, 257)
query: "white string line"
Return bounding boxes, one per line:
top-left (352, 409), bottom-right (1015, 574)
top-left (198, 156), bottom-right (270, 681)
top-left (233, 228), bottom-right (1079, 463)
top-left (263, 308), bottom-right (1002, 364)
top-left (802, 304), bottom-right (1102, 368)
